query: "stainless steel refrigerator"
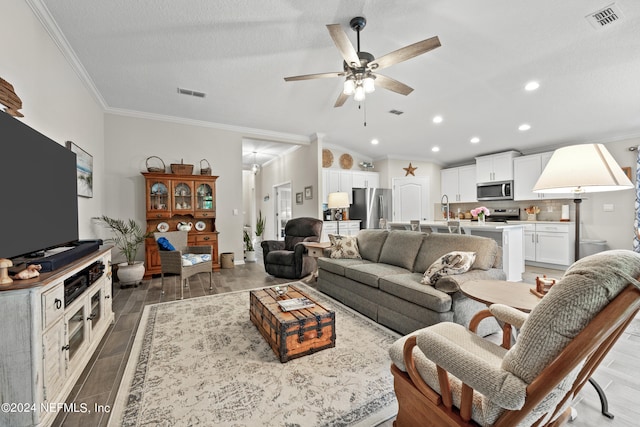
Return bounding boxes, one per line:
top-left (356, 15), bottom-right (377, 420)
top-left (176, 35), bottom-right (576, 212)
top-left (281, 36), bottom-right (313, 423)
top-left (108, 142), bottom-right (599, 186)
top-left (350, 188), bottom-right (393, 229)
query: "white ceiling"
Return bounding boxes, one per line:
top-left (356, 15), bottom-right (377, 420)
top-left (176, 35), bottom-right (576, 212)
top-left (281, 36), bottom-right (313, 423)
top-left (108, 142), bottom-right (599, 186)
top-left (36, 0), bottom-right (640, 166)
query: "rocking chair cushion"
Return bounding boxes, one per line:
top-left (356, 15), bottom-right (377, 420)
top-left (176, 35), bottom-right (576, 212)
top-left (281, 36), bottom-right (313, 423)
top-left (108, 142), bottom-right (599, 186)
top-left (181, 253), bottom-right (212, 266)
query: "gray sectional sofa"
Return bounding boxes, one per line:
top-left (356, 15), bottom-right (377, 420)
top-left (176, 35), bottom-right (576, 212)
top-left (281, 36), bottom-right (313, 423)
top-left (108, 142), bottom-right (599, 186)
top-left (316, 229), bottom-right (505, 336)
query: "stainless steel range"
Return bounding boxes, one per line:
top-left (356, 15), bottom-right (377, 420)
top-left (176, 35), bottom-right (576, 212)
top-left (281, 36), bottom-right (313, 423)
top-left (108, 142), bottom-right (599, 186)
top-left (485, 207), bottom-right (520, 222)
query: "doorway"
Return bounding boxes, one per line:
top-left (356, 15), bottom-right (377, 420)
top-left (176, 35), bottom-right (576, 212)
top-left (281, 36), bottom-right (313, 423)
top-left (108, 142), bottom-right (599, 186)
top-left (273, 182), bottom-right (292, 240)
top-left (392, 176), bottom-right (430, 222)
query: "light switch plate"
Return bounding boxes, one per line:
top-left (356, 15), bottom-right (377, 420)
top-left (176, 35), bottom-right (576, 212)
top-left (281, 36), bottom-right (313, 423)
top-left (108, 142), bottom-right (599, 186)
top-left (603, 204), bottom-right (614, 212)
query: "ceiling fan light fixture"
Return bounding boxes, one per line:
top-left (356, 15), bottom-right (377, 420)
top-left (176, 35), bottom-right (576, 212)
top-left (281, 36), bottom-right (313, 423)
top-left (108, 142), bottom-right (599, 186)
top-left (363, 75), bottom-right (375, 93)
top-left (354, 85), bottom-right (366, 102)
top-left (343, 77), bottom-right (356, 95)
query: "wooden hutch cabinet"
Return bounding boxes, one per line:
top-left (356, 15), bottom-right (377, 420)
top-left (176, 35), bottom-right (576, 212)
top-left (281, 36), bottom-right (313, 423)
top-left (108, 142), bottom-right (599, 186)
top-left (142, 172), bottom-right (220, 278)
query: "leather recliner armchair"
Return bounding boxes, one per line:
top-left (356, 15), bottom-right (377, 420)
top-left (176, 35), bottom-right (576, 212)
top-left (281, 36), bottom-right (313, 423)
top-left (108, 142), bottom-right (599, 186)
top-left (261, 217), bottom-right (323, 279)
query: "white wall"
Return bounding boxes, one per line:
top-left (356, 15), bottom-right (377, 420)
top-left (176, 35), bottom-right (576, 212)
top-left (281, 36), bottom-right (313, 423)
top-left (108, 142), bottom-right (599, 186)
top-left (104, 113), bottom-right (245, 261)
top-left (2, 0), bottom-right (105, 240)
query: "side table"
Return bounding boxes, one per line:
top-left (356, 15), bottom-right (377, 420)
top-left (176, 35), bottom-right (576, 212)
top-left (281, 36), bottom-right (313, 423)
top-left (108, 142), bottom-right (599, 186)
top-left (303, 242), bottom-right (331, 281)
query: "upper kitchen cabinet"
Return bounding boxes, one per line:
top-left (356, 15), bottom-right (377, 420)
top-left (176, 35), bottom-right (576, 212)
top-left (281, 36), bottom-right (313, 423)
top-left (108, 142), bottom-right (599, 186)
top-left (322, 169), bottom-right (379, 203)
top-left (475, 151), bottom-right (520, 183)
top-left (352, 171), bottom-right (379, 189)
top-left (441, 165), bottom-right (477, 203)
top-left (514, 152), bottom-right (572, 200)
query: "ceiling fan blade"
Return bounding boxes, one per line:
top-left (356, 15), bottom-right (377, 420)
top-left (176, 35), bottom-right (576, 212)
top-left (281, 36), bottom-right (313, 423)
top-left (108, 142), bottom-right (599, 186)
top-left (334, 92), bottom-right (349, 108)
top-left (375, 74), bottom-right (414, 96)
top-left (370, 36), bottom-right (441, 70)
top-left (326, 24), bottom-right (361, 67)
top-left (284, 72), bottom-right (344, 82)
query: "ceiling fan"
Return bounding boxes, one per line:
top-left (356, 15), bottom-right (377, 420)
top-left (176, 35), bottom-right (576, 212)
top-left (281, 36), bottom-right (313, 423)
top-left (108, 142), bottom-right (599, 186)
top-left (284, 16), bottom-right (441, 107)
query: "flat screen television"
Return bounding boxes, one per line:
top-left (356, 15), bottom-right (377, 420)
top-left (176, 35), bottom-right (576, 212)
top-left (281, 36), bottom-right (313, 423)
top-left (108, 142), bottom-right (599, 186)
top-left (0, 112), bottom-right (79, 260)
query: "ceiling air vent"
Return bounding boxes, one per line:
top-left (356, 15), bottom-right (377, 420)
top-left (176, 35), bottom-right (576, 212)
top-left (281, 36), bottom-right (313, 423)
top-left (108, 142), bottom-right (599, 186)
top-left (389, 109), bottom-right (404, 115)
top-left (586, 3), bottom-right (624, 30)
top-left (177, 87), bottom-right (206, 98)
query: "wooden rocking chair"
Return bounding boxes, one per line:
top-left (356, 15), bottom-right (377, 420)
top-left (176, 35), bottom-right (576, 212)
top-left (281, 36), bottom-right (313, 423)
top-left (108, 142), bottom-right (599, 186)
top-left (389, 249), bottom-right (640, 427)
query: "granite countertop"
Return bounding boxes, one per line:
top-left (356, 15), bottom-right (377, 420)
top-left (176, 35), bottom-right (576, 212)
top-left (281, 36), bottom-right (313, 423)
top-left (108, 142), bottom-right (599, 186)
top-left (389, 220), bottom-right (524, 230)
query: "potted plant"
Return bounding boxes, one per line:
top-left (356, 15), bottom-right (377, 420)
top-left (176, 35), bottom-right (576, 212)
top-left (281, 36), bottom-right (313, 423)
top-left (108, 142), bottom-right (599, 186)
top-left (254, 210), bottom-right (266, 244)
top-left (100, 215), bottom-right (148, 285)
top-left (244, 229), bottom-right (256, 262)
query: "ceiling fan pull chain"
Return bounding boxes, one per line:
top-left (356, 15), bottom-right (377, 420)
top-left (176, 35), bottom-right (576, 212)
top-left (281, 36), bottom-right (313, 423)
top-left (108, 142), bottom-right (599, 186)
top-left (363, 101), bottom-right (367, 127)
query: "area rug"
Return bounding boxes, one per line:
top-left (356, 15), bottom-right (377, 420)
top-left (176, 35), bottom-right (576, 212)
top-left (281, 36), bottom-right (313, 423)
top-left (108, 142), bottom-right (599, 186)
top-left (109, 282), bottom-right (400, 426)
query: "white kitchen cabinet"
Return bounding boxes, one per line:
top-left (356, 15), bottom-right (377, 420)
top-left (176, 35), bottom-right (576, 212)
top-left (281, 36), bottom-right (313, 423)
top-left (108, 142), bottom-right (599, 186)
top-left (475, 151), bottom-right (520, 183)
top-left (441, 165), bottom-right (477, 203)
top-left (352, 171), bottom-right (379, 189)
top-left (521, 222), bottom-right (574, 266)
top-left (514, 152), bottom-right (572, 200)
top-left (321, 220), bottom-right (361, 242)
top-left (0, 248), bottom-right (113, 427)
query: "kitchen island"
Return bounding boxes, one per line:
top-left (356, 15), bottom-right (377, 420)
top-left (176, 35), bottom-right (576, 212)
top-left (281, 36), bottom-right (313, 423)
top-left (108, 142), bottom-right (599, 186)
top-left (389, 220), bottom-right (525, 281)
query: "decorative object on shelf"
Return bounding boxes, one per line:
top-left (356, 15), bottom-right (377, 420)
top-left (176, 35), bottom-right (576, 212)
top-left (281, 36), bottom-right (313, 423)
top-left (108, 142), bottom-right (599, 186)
top-left (339, 153), bottom-right (353, 169)
top-left (296, 192), bottom-right (303, 204)
top-left (533, 143), bottom-right (633, 261)
top-left (471, 206), bottom-right (490, 225)
top-left (14, 264), bottom-right (41, 280)
top-left (177, 221), bottom-right (193, 231)
top-left (328, 191), bottom-right (350, 234)
top-left (0, 258), bottom-right (13, 286)
top-left (156, 222), bottom-right (170, 232)
top-left (403, 162), bottom-right (417, 176)
top-left (359, 161), bottom-right (374, 170)
top-left (200, 159), bottom-right (211, 175)
top-left (525, 206), bottom-right (540, 221)
top-left (100, 216), bottom-right (147, 285)
top-left (66, 141), bottom-right (93, 198)
top-left (145, 156), bottom-right (165, 173)
top-left (322, 149), bottom-right (334, 167)
top-left (195, 221), bottom-right (206, 231)
top-left (304, 185), bottom-right (313, 200)
top-left (170, 159), bottom-right (194, 175)
top-left (0, 77), bottom-right (23, 117)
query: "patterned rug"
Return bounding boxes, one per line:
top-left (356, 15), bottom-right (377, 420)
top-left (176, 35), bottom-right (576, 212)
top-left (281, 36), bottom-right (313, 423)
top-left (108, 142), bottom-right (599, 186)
top-left (109, 282), bottom-right (400, 426)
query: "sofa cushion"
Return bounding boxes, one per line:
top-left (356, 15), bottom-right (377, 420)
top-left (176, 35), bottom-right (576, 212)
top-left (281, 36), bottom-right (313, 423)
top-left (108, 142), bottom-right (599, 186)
top-left (413, 233), bottom-right (499, 273)
top-left (345, 263), bottom-right (411, 288)
top-left (421, 251), bottom-right (476, 285)
top-left (380, 273), bottom-right (452, 312)
top-left (329, 234), bottom-right (361, 259)
top-left (318, 257), bottom-right (369, 276)
top-left (378, 230), bottom-right (426, 270)
top-left (356, 229), bottom-right (390, 262)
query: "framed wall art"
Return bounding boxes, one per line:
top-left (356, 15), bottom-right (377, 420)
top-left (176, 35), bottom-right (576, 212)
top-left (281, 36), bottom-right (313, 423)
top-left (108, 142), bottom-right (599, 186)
top-left (66, 141), bottom-right (93, 198)
top-left (296, 192), bottom-right (303, 205)
top-left (304, 185), bottom-right (313, 200)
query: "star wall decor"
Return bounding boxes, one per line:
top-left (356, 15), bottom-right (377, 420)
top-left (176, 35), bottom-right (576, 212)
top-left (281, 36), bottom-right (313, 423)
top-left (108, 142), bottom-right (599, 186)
top-left (403, 162), bottom-right (417, 176)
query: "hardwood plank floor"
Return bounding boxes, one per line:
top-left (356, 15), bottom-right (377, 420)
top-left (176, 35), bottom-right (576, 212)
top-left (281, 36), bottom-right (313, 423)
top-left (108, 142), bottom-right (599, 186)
top-left (53, 263), bottom-right (639, 427)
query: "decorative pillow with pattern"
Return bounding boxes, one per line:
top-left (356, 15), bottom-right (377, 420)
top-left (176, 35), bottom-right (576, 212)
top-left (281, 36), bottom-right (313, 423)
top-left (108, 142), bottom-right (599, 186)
top-left (329, 234), bottom-right (362, 259)
top-left (421, 251), bottom-right (476, 285)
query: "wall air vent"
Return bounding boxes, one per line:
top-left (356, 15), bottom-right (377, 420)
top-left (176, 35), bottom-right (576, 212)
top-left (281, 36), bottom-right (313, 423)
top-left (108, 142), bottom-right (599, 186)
top-left (586, 3), bottom-right (624, 30)
top-left (177, 87), bottom-right (206, 98)
top-left (389, 109), bottom-right (404, 115)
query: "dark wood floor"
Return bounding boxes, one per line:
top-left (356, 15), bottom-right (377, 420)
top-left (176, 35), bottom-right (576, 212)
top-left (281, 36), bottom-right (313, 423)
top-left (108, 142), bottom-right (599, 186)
top-left (53, 263), bottom-right (640, 427)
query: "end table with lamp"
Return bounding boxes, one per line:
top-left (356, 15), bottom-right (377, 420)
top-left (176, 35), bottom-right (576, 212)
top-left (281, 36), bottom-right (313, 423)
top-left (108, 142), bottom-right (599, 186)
top-left (327, 191), bottom-right (350, 235)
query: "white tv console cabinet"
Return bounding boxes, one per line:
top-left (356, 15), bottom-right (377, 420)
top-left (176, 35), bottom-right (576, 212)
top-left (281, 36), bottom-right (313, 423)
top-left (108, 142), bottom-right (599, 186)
top-left (0, 247), bottom-right (113, 427)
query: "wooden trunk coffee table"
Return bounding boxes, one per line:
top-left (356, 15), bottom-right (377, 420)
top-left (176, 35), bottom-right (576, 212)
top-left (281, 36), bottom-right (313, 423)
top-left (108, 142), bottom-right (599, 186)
top-left (249, 285), bottom-right (336, 363)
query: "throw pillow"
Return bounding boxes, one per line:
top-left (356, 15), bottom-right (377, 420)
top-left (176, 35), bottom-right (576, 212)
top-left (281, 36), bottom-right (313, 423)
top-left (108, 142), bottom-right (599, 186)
top-left (157, 237), bottom-right (175, 251)
top-left (421, 251), bottom-right (476, 285)
top-left (329, 234), bottom-right (362, 259)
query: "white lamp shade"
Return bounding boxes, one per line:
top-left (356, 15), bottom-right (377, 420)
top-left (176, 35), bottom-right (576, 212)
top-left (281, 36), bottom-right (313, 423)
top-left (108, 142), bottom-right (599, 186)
top-left (327, 192), bottom-right (350, 209)
top-left (363, 75), bottom-right (375, 93)
top-left (343, 78), bottom-right (355, 95)
top-left (354, 85), bottom-right (366, 102)
top-left (533, 144), bottom-right (633, 194)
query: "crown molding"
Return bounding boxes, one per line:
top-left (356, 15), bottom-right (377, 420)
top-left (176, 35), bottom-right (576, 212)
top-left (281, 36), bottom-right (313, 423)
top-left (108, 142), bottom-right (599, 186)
top-left (26, 0), bottom-right (108, 109)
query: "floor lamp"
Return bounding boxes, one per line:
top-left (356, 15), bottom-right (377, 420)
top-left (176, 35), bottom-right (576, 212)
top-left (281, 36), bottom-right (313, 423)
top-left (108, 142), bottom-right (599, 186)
top-left (532, 143), bottom-right (633, 262)
top-left (327, 192), bottom-right (350, 235)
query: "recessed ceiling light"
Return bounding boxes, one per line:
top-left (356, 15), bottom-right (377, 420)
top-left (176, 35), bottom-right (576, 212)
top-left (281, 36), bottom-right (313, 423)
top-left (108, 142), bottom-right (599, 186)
top-left (518, 123), bottom-right (531, 131)
top-left (432, 146), bottom-right (440, 152)
top-left (432, 115), bottom-right (443, 124)
top-left (524, 81), bottom-right (540, 91)
top-left (371, 138), bottom-right (379, 145)
top-left (470, 137), bottom-right (480, 144)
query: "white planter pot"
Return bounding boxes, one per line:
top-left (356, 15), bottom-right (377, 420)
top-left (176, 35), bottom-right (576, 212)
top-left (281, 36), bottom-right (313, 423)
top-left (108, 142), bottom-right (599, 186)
top-left (245, 251), bottom-right (257, 262)
top-left (117, 261), bottom-right (145, 285)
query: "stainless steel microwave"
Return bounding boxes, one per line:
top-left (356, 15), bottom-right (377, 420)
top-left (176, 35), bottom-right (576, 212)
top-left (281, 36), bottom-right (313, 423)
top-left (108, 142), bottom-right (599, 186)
top-left (476, 180), bottom-right (514, 201)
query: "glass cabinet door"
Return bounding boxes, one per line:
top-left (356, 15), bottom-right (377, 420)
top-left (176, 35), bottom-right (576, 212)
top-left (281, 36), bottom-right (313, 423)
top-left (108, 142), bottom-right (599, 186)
top-left (146, 179), bottom-right (171, 219)
top-left (65, 304), bottom-right (87, 363)
top-left (195, 183), bottom-right (215, 216)
top-left (173, 181), bottom-right (193, 213)
top-left (88, 288), bottom-right (102, 332)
